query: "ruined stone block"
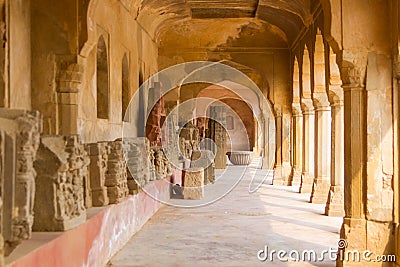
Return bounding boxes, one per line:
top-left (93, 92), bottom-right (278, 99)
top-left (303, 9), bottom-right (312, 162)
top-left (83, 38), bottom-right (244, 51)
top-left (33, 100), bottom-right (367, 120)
top-left (33, 135), bottom-right (87, 231)
top-left (85, 142), bottom-right (109, 207)
top-left (122, 137), bottom-right (151, 194)
top-left (182, 168), bottom-right (204, 200)
top-left (105, 140), bottom-right (129, 204)
top-left (0, 109), bottom-right (41, 255)
top-left (190, 150), bottom-right (215, 185)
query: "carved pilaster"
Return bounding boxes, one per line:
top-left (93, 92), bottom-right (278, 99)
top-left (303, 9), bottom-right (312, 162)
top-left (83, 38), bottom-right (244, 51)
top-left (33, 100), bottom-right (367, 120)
top-left (105, 140), bottom-right (129, 204)
top-left (33, 135), bottom-right (87, 231)
top-left (85, 142), bottom-right (109, 207)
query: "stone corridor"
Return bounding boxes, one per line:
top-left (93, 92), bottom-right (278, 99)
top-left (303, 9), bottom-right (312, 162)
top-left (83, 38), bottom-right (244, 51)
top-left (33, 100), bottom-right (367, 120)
top-left (1, 0), bottom-right (400, 266)
top-left (110, 159), bottom-right (342, 267)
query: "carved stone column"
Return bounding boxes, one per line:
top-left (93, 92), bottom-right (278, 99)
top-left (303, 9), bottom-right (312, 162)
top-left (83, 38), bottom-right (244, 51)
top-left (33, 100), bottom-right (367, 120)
top-left (310, 95), bottom-right (331, 204)
top-left (289, 103), bottom-right (303, 187)
top-left (33, 135), bottom-right (87, 231)
top-left (325, 94), bottom-right (345, 217)
top-left (105, 140), bottom-right (129, 204)
top-left (300, 99), bottom-right (315, 193)
top-left (338, 67), bottom-right (368, 267)
top-left (0, 109), bottom-right (41, 255)
top-left (85, 142), bottom-right (109, 207)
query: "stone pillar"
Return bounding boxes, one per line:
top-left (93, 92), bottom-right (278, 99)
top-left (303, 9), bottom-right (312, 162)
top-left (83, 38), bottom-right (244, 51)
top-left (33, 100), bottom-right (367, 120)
top-left (289, 103), bottom-right (303, 187)
top-left (273, 106), bottom-right (282, 185)
top-left (338, 59), bottom-right (368, 266)
top-left (325, 96), bottom-right (345, 217)
top-left (208, 106), bottom-right (226, 169)
top-left (85, 142), bottom-right (109, 207)
top-left (300, 99), bottom-right (315, 193)
top-left (273, 105), bottom-right (293, 186)
top-left (33, 135), bottom-right (87, 231)
top-left (105, 140), bottom-right (129, 204)
top-left (310, 95), bottom-right (331, 204)
top-left (0, 109), bottom-right (41, 255)
top-left (56, 60), bottom-right (83, 135)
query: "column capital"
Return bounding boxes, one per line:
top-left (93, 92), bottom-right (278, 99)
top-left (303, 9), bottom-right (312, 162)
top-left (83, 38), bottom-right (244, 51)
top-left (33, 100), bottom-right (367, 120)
top-left (274, 105), bottom-right (282, 117)
top-left (336, 50), bottom-right (367, 88)
top-left (301, 98), bottom-right (314, 114)
top-left (312, 92), bottom-right (330, 110)
top-left (292, 102), bottom-right (302, 116)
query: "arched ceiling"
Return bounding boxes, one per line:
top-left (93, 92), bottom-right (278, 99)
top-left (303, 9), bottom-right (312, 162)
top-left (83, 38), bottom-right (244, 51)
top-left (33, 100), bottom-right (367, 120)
top-left (135, 0), bottom-right (313, 44)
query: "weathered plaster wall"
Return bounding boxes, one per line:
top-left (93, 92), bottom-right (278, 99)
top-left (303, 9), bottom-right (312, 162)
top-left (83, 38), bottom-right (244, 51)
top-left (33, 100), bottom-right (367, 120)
top-left (78, 0), bottom-right (158, 143)
top-left (9, 0), bottom-right (31, 110)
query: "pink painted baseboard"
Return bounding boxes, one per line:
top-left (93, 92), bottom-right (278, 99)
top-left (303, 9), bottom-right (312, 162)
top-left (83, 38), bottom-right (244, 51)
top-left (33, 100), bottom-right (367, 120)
top-left (6, 178), bottom-right (171, 267)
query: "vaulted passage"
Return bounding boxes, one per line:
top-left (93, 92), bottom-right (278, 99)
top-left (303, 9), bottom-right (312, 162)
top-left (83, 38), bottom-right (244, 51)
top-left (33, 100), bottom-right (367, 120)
top-left (1, 1), bottom-right (400, 267)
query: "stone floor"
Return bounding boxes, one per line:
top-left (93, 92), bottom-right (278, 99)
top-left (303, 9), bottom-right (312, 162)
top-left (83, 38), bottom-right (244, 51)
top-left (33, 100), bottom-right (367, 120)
top-left (109, 158), bottom-right (343, 267)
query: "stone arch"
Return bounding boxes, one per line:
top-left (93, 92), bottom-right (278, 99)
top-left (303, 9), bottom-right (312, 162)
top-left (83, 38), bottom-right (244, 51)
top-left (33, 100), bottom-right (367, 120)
top-left (293, 56), bottom-right (300, 105)
top-left (96, 35), bottom-right (109, 119)
top-left (122, 53), bottom-right (130, 122)
top-left (301, 46), bottom-right (312, 101)
top-left (312, 31), bottom-right (329, 107)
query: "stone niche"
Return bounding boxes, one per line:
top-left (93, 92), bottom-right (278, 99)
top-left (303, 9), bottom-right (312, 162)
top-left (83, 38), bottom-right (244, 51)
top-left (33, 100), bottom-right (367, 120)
top-left (105, 140), bottom-right (129, 204)
top-left (33, 135), bottom-right (88, 231)
top-left (0, 109), bottom-right (41, 255)
top-left (85, 142), bottom-right (110, 207)
top-left (123, 137), bottom-right (151, 194)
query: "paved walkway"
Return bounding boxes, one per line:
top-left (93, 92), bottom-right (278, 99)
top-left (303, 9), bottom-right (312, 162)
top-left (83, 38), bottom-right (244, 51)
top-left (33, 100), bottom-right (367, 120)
top-left (109, 159), bottom-right (342, 267)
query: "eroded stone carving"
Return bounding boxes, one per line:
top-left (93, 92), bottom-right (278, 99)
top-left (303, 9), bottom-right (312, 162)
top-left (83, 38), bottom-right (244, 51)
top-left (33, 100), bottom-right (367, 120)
top-left (0, 109), bottom-right (41, 255)
top-left (151, 147), bottom-right (172, 180)
top-left (85, 142), bottom-right (109, 207)
top-left (33, 135), bottom-right (87, 231)
top-left (123, 138), bottom-right (150, 194)
top-left (182, 168), bottom-right (204, 200)
top-left (105, 140), bottom-right (129, 204)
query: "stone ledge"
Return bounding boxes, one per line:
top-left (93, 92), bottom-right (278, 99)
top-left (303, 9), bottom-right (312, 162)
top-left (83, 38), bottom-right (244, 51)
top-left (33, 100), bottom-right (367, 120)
top-left (5, 178), bottom-right (170, 267)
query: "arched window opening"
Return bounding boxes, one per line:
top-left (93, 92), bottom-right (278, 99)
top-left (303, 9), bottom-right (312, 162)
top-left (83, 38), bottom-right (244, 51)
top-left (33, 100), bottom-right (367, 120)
top-left (122, 54), bottom-right (130, 122)
top-left (96, 35), bottom-right (109, 119)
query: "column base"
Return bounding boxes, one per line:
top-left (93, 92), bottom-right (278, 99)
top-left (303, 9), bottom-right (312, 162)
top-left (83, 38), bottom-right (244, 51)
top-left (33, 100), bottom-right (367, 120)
top-left (273, 163), bottom-right (291, 186)
top-left (325, 185), bottom-right (344, 217)
top-left (289, 167), bottom-right (302, 187)
top-left (338, 218), bottom-right (394, 266)
top-left (310, 178), bottom-right (330, 204)
top-left (299, 173), bottom-right (313, 193)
